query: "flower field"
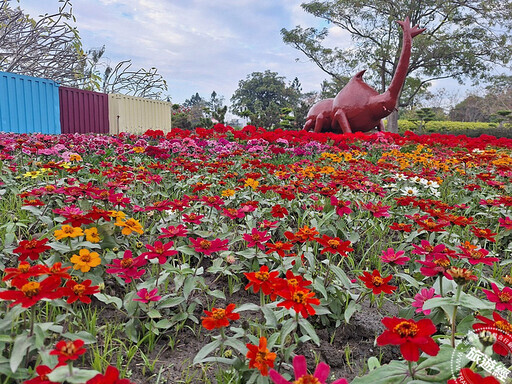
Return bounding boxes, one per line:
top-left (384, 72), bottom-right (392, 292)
top-left (1, 125), bottom-right (512, 384)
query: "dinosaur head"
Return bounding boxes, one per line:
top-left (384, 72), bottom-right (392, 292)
top-left (370, 92), bottom-right (397, 119)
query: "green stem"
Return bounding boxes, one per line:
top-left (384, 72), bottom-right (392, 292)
top-left (408, 360), bottom-right (415, 379)
top-left (451, 285), bottom-right (463, 348)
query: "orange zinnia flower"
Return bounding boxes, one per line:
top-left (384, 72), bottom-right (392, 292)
top-left (201, 303), bottom-right (240, 330)
top-left (70, 249), bottom-right (101, 272)
top-left (54, 225), bottom-right (84, 240)
top-left (115, 218), bottom-right (144, 235)
top-left (246, 337), bottom-right (276, 376)
top-left (84, 227), bottom-right (101, 243)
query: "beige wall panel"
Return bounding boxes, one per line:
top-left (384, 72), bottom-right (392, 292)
top-left (108, 94), bottom-right (172, 135)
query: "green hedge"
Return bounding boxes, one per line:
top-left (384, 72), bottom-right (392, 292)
top-left (396, 120), bottom-right (500, 133)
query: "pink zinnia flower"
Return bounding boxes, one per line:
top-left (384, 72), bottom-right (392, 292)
top-left (201, 195), bottom-right (224, 210)
top-left (106, 250), bottom-right (147, 283)
top-left (140, 241), bottom-right (178, 264)
top-left (189, 237), bottom-right (229, 255)
top-left (182, 212), bottom-right (204, 225)
top-left (243, 228), bottom-right (271, 251)
top-left (133, 288), bottom-right (161, 303)
top-left (457, 242), bottom-right (498, 266)
top-left (483, 283), bottom-right (512, 311)
top-left (499, 216), bottom-right (512, 230)
top-left (330, 196), bottom-right (352, 217)
top-left (411, 287), bottom-right (440, 315)
top-left (269, 355), bottom-right (348, 384)
top-left (158, 224), bottom-right (188, 239)
top-left (221, 208), bottom-right (246, 220)
top-left (381, 248), bottom-right (410, 265)
top-left (361, 201), bottom-right (390, 218)
top-left (258, 220), bottom-right (279, 230)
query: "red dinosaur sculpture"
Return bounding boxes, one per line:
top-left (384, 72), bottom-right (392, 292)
top-left (303, 17), bottom-right (425, 134)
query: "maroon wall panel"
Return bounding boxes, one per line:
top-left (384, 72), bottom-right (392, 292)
top-left (59, 86), bottom-right (109, 134)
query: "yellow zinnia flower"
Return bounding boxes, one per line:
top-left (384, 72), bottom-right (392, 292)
top-left (70, 249), bottom-right (101, 272)
top-left (221, 189), bottom-right (235, 197)
top-left (245, 178), bottom-right (259, 190)
top-left (54, 225), bottom-right (84, 240)
top-left (115, 218), bottom-right (144, 235)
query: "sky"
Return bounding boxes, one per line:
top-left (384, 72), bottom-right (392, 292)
top-left (18, 0), bottom-right (342, 105)
top-left (17, 0), bottom-right (477, 116)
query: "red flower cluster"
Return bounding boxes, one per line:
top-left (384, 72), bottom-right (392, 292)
top-left (243, 266), bottom-right (320, 318)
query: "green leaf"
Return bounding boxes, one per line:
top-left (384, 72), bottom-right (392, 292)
top-left (351, 360), bottom-right (408, 384)
top-left (183, 276), bottom-right (198, 300)
top-left (280, 318), bottom-right (297, 344)
top-left (422, 297), bottom-right (456, 310)
top-left (458, 292), bottom-right (494, 310)
top-left (234, 303), bottom-right (260, 313)
top-left (299, 318), bottom-right (320, 346)
top-left (158, 296), bottom-right (185, 309)
top-left (395, 273), bottom-right (421, 289)
top-left (10, 335), bottom-right (32, 373)
top-left (47, 366), bottom-right (99, 383)
top-left (344, 300), bottom-right (361, 324)
top-left (193, 339), bottom-right (222, 364)
top-left (207, 289), bottom-right (226, 300)
top-left (261, 304), bottom-right (278, 328)
top-left (224, 338), bottom-right (247, 355)
top-left (414, 345), bottom-right (465, 382)
top-left (94, 293), bottom-right (122, 309)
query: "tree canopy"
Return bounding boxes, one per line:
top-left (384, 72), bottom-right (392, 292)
top-left (230, 70), bottom-right (302, 129)
top-left (281, 0), bottom-right (512, 131)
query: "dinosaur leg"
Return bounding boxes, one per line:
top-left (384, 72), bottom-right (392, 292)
top-left (314, 113), bottom-right (328, 133)
top-left (333, 109), bottom-right (352, 134)
top-left (377, 120), bottom-right (384, 132)
top-left (303, 118), bottom-right (314, 131)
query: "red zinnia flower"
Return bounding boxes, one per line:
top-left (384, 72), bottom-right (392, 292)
top-left (243, 228), bottom-right (271, 251)
top-left (358, 270), bottom-right (396, 295)
top-left (105, 250), bottom-right (147, 283)
top-left (14, 238), bottom-right (51, 262)
top-left (189, 237), bottom-right (229, 255)
top-left (182, 212), bottom-right (204, 224)
top-left (246, 336), bottom-right (277, 376)
top-left (244, 265), bottom-right (281, 296)
top-left (23, 365), bottom-right (58, 384)
top-left (361, 201), bottom-right (390, 218)
top-left (60, 279), bottom-right (100, 304)
top-left (0, 276), bottom-right (62, 308)
top-left (377, 317), bottom-right (440, 362)
top-left (448, 368), bottom-right (500, 384)
top-left (499, 217), bottom-right (512, 230)
top-left (293, 225), bottom-right (319, 242)
top-left (276, 287), bottom-right (320, 318)
top-left (50, 339), bottom-right (87, 364)
top-left (415, 216), bottom-right (450, 232)
top-left (483, 283), bottom-right (512, 311)
top-left (389, 222), bottom-right (413, 232)
top-left (470, 226), bottom-right (497, 242)
top-left (271, 204), bottom-right (288, 218)
top-left (265, 241), bottom-right (293, 257)
top-left (3, 262), bottom-right (46, 286)
top-left (457, 241), bottom-right (497, 266)
top-left (315, 235), bottom-right (353, 256)
top-left (158, 224), bottom-right (188, 239)
top-left (201, 195), bottom-right (224, 210)
top-left (201, 303), bottom-right (240, 330)
top-left (330, 196), bottom-right (352, 216)
top-left (140, 241), bottom-right (178, 264)
top-left (85, 365), bottom-right (136, 384)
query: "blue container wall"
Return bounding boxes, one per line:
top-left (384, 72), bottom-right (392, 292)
top-left (0, 71), bottom-right (60, 134)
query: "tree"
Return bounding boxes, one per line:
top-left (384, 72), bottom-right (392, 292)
top-left (101, 60), bottom-right (167, 99)
top-left (0, 0), bottom-right (88, 86)
top-left (230, 70), bottom-right (301, 128)
top-left (281, 1), bottom-right (512, 132)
